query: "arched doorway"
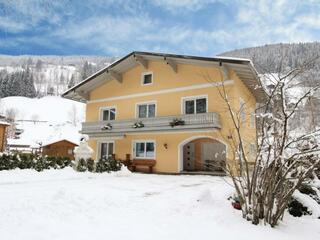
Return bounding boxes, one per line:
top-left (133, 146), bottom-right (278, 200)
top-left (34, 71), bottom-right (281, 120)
top-left (182, 137), bottom-right (226, 172)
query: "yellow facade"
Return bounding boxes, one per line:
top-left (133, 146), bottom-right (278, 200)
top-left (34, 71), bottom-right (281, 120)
top-left (85, 59), bottom-right (257, 173)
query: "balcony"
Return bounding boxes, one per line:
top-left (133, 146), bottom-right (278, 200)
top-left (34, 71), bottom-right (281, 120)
top-left (81, 112), bottom-right (221, 138)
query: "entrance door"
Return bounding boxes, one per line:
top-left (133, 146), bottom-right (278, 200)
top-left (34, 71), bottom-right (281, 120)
top-left (201, 141), bottom-right (226, 171)
top-left (183, 142), bottom-right (195, 171)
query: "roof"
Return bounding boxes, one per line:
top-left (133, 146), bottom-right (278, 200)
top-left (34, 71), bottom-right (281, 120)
top-left (42, 139), bottom-right (79, 147)
top-left (62, 51), bottom-right (267, 103)
top-left (0, 120), bottom-right (10, 126)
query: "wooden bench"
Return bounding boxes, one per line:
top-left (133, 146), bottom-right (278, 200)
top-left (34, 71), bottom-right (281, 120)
top-left (131, 159), bottom-right (156, 173)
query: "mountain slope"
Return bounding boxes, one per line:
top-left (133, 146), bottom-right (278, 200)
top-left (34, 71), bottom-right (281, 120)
top-left (0, 55), bottom-right (116, 97)
top-left (219, 42), bottom-right (320, 76)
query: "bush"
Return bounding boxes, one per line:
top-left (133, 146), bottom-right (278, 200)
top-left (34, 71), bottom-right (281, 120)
top-left (95, 157), bottom-right (122, 173)
top-left (0, 153), bottom-right (73, 172)
top-left (0, 154), bottom-right (13, 170)
top-left (18, 154), bottom-right (34, 169)
top-left (87, 158), bottom-right (95, 172)
top-left (288, 198), bottom-right (311, 217)
top-left (46, 156), bottom-right (57, 169)
top-left (0, 154), bottom-right (19, 170)
top-left (299, 183), bottom-right (317, 196)
top-left (76, 158), bottom-right (87, 172)
top-left (33, 156), bottom-right (49, 172)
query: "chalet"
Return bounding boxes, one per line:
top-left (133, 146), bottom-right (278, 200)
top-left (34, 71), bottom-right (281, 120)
top-left (0, 116), bottom-right (10, 152)
top-left (62, 51), bottom-right (266, 173)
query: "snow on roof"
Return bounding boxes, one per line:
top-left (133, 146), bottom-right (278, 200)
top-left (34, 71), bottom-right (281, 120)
top-left (214, 55), bottom-right (252, 62)
top-left (0, 120), bottom-right (10, 126)
top-left (7, 121), bottom-right (81, 149)
top-left (2, 96), bottom-right (84, 150)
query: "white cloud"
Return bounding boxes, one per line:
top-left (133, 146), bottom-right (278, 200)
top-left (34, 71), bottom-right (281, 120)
top-left (0, 0), bottom-right (319, 55)
top-left (297, 15), bottom-right (320, 29)
top-left (151, 0), bottom-right (223, 12)
top-left (0, 16), bottom-right (28, 33)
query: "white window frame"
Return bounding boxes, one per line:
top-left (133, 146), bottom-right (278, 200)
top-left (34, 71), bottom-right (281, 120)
top-left (132, 140), bottom-right (156, 160)
top-left (181, 95), bottom-right (208, 114)
top-left (97, 140), bottom-right (115, 160)
top-left (99, 106), bottom-right (117, 121)
top-left (249, 143), bottom-right (256, 160)
top-left (135, 101), bottom-right (157, 118)
top-left (141, 72), bottom-right (153, 86)
top-left (239, 98), bottom-right (246, 123)
top-left (250, 111), bottom-right (255, 128)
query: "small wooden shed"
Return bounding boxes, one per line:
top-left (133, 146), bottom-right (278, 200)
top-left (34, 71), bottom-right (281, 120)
top-left (0, 120), bottom-right (10, 152)
top-left (42, 139), bottom-right (78, 159)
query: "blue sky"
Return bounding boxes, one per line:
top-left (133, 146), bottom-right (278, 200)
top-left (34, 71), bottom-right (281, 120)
top-left (0, 0), bottom-right (319, 57)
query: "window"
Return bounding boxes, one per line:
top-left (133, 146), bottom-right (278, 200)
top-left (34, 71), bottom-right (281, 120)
top-left (100, 142), bottom-right (114, 159)
top-left (137, 102), bottom-right (156, 118)
top-left (250, 111), bottom-right (255, 128)
top-left (141, 72), bottom-right (153, 85)
top-left (101, 107), bottom-right (116, 121)
top-left (239, 98), bottom-right (246, 122)
top-left (183, 96), bottom-right (207, 114)
top-left (133, 141), bottom-right (155, 159)
top-left (249, 143), bottom-right (256, 160)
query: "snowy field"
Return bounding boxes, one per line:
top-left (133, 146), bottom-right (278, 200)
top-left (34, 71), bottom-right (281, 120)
top-left (0, 96), bottom-right (85, 148)
top-left (0, 169), bottom-right (319, 240)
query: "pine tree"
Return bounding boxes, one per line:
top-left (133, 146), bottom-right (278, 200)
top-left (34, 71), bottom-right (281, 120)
top-left (81, 61), bottom-right (95, 80)
top-left (68, 74), bottom-right (76, 88)
top-left (35, 59), bottom-right (43, 71)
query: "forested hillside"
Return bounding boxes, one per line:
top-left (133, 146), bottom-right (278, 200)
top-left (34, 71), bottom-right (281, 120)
top-left (0, 55), bottom-right (115, 97)
top-left (1, 43), bottom-right (319, 98)
top-left (220, 42), bottom-right (320, 77)
top-left (221, 42), bottom-right (320, 130)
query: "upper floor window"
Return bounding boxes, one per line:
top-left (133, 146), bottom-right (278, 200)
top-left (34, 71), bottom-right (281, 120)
top-left (137, 102), bottom-right (156, 118)
top-left (239, 98), bottom-right (246, 122)
top-left (182, 96), bottom-right (207, 114)
top-left (250, 111), bottom-right (255, 128)
top-left (141, 72), bottom-right (153, 85)
top-left (249, 143), bottom-right (256, 160)
top-left (101, 107), bottom-right (116, 121)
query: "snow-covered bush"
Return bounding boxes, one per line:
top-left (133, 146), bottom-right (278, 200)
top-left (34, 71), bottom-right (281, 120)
top-left (33, 156), bottom-right (50, 172)
top-left (95, 157), bottom-right (122, 173)
top-left (0, 154), bottom-right (19, 170)
top-left (18, 154), bottom-right (34, 169)
top-left (76, 158), bottom-right (87, 172)
top-left (87, 158), bottom-right (95, 172)
top-left (55, 156), bottom-right (72, 169)
top-left (0, 154), bottom-right (73, 171)
top-left (206, 55), bottom-right (320, 227)
top-left (288, 199), bottom-right (311, 217)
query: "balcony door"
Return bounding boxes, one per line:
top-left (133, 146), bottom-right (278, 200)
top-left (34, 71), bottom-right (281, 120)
top-left (101, 107), bottom-right (116, 121)
top-left (182, 96), bottom-right (207, 114)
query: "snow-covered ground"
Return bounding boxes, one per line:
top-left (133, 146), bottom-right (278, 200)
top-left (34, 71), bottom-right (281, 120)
top-left (0, 169), bottom-right (318, 240)
top-left (0, 96), bottom-right (85, 123)
top-left (0, 96), bottom-right (85, 148)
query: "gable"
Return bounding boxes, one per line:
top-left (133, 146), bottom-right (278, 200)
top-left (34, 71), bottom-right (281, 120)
top-left (89, 60), bottom-right (224, 101)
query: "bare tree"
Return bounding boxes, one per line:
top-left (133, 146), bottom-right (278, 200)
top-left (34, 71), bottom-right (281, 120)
top-left (205, 56), bottom-right (320, 227)
top-left (5, 108), bottom-right (18, 121)
top-left (68, 104), bottom-right (78, 126)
